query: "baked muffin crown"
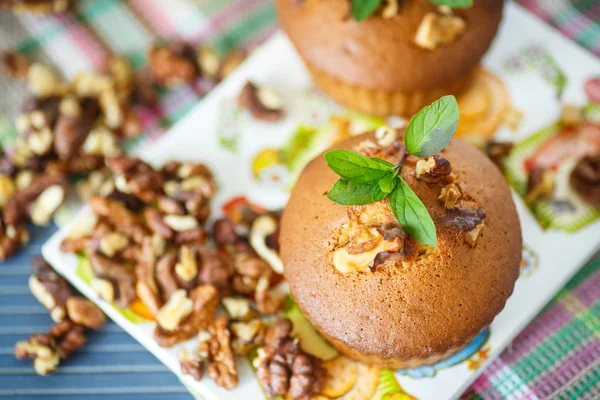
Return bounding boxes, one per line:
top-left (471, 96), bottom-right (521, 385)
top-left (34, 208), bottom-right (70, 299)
top-left (276, 0), bottom-right (505, 92)
top-left (280, 131), bottom-right (521, 366)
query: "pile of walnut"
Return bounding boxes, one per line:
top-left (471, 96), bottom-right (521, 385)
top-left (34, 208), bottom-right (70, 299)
top-left (15, 257), bottom-right (106, 375)
top-left (57, 156), bottom-right (310, 393)
top-left (0, 40), bottom-right (247, 262)
top-left (0, 54), bottom-right (155, 261)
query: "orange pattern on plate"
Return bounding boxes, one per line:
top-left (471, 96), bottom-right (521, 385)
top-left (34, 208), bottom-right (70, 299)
top-left (456, 68), bottom-right (510, 140)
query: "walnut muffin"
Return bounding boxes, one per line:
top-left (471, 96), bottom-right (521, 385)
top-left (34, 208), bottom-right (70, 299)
top-left (280, 131), bottom-right (521, 368)
top-left (276, 0), bottom-right (505, 117)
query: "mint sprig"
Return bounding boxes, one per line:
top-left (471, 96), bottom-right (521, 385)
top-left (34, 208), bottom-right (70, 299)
top-left (390, 179), bottom-right (437, 246)
top-left (324, 95), bottom-right (460, 246)
top-left (351, 0), bottom-right (383, 21)
top-left (405, 95), bottom-right (459, 157)
top-left (350, 0), bottom-right (472, 22)
top-left (324, 150), bottom-right (395, 183)
top-left (429, 0), bottom-right (473, 8)
top-left (327, 179), bottom-right (387, 206)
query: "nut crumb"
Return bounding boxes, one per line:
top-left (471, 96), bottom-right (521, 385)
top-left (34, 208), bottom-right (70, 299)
top-left (415, 156), bottom-right (452, 183)
top-left (438, 182), bottom-right (462, 209)
top-left (238, 81), bottom-right (284, 122)
top-left (415, 12), bottom-right (466, 50)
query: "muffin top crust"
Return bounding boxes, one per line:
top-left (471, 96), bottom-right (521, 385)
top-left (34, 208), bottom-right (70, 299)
top-left (276, 0), bottom-right (504, 92)
top-left (280, 130), bottom-right (522, 360)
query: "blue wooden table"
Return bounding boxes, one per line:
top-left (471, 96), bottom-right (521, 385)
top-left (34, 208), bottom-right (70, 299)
top-left (0, 225), bottom-right (193, 400)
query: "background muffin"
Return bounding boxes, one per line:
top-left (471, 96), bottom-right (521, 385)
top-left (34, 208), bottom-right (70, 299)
top-left (280, 131), bottom-right (522, 368)
top-left (276, 0), bottom-right (505, 117)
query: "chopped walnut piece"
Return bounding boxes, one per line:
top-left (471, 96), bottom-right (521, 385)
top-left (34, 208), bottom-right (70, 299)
top-left (164, 214), bottom-right (200, 232)
top-left (0, 174), bottom-right (16, 207)
top-left (526, 167), bottom-right (555, 203)
top-left (1, 51), bottom-right (30, 79)
top-left (65, 297), bottom-right (106, 329)
top-left (197, 47), bottom-right (220, 81)
top-left (14, 333), bottom-right (59, 376)
top-left (250, 214), bottom-right (283, 274)
top-left (238, 81), bottom-right (284, 122)
top-left (89, 196), bottom-right (147, 243)
top-left (438, 182), bottom-right (462, 209)
top-left (212, 218), bottom-right (238, 246)
top-left (149, 42), bottom-right (198, 87)
top-left (230, 318), bottom-right (265, 356)
top-left (222, 297), bottom-right (253, 321)
top-left (107, 156), bottom-right (165, 203)
top-left (155, 251), bottom-right (181, 302)
top-left (88, 253), bottom-right (136, 308)
top-left (49, 320), bottom-right (87, 358)
top-left (29, 184), bottom-right (66, 226)
top-left (14, 319), bottom-right (87, 376)
top-left (332, 228), bottom-right (403, 274)
top-left (98, 231), bottom-right (129, 257)
top-left (0, 221), bottom-right (29, 261)
top-left (154, 285), bottom-right (219, 348)
top-left (561, 104), bottom-right (583, 127)
top-left (28, 257), bottom-right (71, 322)
top-left (207, 316), bottom-right (238, 390)
top-left (91, 278), bottom-right (116, 303)
top-left (374, 126), bottom-right (398, 147)
top-left (3, 0), bottom-right (70, 14)
top-left (156, 289), bottom-right (194, 332)
top-left (255, 277), bottom-right (286, 315)
top-left (81, 125), bottom-right (121, 157)
top-left (27, 63), bottom-right (60, 97)
top-left (232, 251), bottom-right (273, 295)
top-left (196, 247), bottom-right (234, 296)
top-left (570, 154), bottom-right (600, 208)
top-left (485, 141), bottom-right (513, 171)
top-left (415, 12), bottom-right (466, 50)
top-left (175, 245), bottom-right (199, 282)
top-left (381, 0), bottom-right (398, 19)
top-left (466, 221), bottom-right (485, 246)
top-left (442, 207), bottom-right (486, 231)
top-left (179, 347), bottom-right (204, 381)
top-left (415, 155), bottom-right (452, 183)
top-left (3, 173), bottom-right (67, 226)
top-left (53, 97), bottom-right (101, 160)
top-left (144, 208), bottom-right (175, 240)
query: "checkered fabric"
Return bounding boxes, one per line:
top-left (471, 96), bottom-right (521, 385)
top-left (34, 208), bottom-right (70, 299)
top-left (519, 0), bottom-right (600, 57)
top-left (0, 1), bottom-right (598, 399)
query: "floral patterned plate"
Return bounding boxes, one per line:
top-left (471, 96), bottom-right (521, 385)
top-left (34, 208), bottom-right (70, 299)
top-left (42, 3), bottom-right (600, 400)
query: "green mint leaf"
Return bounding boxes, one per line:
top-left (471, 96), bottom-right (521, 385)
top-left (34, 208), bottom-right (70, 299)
top-left (405, 95), bottom-right (459, 158)
top-left (351, 0), bottom-right (384, 21)
top-left (378, 172), bottom-right (398, 194)
top-left (327, 179), bottom-right (387, 206)
top-left (325, 150), bottom-right (394, 184)
top-left (429, 0), bottom-right (473, 8)
top-left (389, 178), bottom-right (436, 246)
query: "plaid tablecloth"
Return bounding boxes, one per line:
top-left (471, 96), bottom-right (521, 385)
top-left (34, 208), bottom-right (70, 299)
top-left (0, 1), bottom-right (598, 399)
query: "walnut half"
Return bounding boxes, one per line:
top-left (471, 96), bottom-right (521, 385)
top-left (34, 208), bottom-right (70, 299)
top-left (238, 81), bottom-right (284, 122)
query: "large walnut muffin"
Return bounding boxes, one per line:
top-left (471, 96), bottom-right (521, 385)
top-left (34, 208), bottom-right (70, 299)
top-left (276, 0), bottom-right (505, 117)
top-left (280, 131), bottom-right (521, 368)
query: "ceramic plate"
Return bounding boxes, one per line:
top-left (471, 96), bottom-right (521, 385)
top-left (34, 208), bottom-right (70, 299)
top-left (42, 3), bottom-right (600, 399)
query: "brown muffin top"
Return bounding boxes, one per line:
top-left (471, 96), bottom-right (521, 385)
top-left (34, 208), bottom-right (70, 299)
top-left (280, 132), bottom-right (522, 360)
top-left (276, 0), bottom-right (504, 92)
